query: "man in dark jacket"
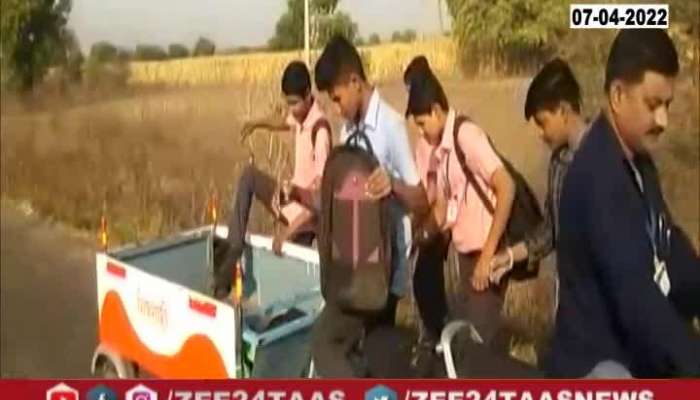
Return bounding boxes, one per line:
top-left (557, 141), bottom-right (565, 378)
top-left (548, 29), bottom-right (700, 378)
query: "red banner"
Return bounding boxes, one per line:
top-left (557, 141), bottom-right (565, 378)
top-left (1, 379), bottom-right (698, 400)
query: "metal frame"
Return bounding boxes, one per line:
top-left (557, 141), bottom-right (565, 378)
top-left (436, 320), bottom-right (484, 379)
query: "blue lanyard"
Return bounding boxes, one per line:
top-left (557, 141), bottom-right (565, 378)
top-left (628, 160), bottom-right (670, 261)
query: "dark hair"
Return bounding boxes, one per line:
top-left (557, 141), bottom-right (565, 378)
top-left (405, 71), bottom-right (449, 117)
top-left (604, 29), bottom-right (679, 92)
top-left (524, 58), bottom-right (582, 120)
top-left (403, 55), bottom-right (431, 86)
top-left (314, 35), bottom-right (367, 91)
top-left (281, 61), bottom-right (311, 97)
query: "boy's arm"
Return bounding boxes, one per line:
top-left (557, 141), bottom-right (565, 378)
top-left (473, 167), bottom-right (515, 290)
top-left (491, 209), bottom-right (550, 283)
top-left (241, 114), bottom-right (290, 141)
top-left (492, 179), bottom-right (555, 277)
top-left (410, 182), bottom-right (445, 235)
top-left (667, 220), bottom-right (700, 320)
top-left (390, 120), bottom-right (429, 218)
top-left (272, 208), bottom-right (315, 255)
top-left (522, 185), bottom-right (555, 262)
top-left (365, 119), bottom-right (429, 219)
top-left (412, 144), bottom-right (442, 240)
top-left (457, 124), bottom-right (515, 291)
top-left (365, 168), bottom-right (429, 219)
top-left (392, 180), bottom-right (429, 218)
top-left (288, 185), bottom-right (317, 212)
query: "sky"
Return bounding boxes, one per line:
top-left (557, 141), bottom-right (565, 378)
top-left (69, 0), bottom-right (451, 52)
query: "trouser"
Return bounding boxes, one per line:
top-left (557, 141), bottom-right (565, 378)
top-left (214, 165), bottom-right (314, 294)
top-left (449, 250), bottom-right (547, 377)
top-left (451, 334), bottom-right (544, 378)
top-left (311, 294), bottom-right (399, 378)
top-left (452, 250), bottom-right (508, 351)
top-left (413, 233), bottom-right (451, 341)
top-left (414, 242), bottom-right (506, 350)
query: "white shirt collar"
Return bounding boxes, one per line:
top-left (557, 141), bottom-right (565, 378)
top-left (345, 88), bottom-right (380, 134)
top-left (363, 88), bottom-right (381, 131)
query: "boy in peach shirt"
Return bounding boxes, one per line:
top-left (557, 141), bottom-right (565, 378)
top-left (214, 61), bottom-right (331, 299)
top-left (408, 70), bottom-right (516, 357)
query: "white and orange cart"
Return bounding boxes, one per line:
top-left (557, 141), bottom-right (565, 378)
top-left (91, 225), bottom-right (322, 378)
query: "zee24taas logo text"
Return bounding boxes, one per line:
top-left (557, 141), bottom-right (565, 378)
top-left (169, 390), bottom-right (345, 400)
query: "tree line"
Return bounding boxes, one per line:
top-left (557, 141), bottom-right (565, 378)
top-left (89, 37), bottom-right (217, 63)
top-left (0, 0), bottom-right (424, 92)
top-left (266, 0), bottom-right (419, 50)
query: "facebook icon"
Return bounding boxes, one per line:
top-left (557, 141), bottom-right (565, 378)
top-left (365, 385), bottom-right (397, 400)
top-left (87, 385), bottom-right (117, 400)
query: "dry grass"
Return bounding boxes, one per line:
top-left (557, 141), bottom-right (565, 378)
top-left (0, 81), bottom-right (293, 245)
top-left (1, 70), bottom-right (697, 368)
top-left (128, 38), bottom-right (457, 87)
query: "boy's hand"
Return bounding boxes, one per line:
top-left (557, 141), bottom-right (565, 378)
top-left (272, 231), bottom-right (287, 256)
top-left (240, 122), bottom-right (257, 143)
top-left (426, 172), bottom-right (438, 205)
top-left (489, 250), bottom-right (513, 284)
top-left (271, 188), bottom-right (282, 219)
top-left (281, 179), bottom-right (292, 204)
top-left (366, 167), bottom-right (392, 200)
top-left (471, 254), bottom-right (492, 292)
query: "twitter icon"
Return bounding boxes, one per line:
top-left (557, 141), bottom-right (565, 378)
top-left (365, 385), bottom-right (397, 400)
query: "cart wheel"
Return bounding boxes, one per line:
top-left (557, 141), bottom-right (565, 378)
top-left (91, 344), bottom-right (137, 378)
top-left (444, 245), bottom-right (464, 316)
top-left (94, 357), bottom-right (120, 379)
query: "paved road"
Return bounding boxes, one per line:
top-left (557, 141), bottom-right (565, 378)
top-left (1, 205), bottom-right (96, 378)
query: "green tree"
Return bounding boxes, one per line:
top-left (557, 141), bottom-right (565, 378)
top-left (89, 41), bottom-right (118, 63)
top-left (1, 0), bottom-right (72, 90)
top-left (368, 33), bottom-right (381, 45)
top-left (134, 44), bottom-right (168, 61)
top-left (268, 0), bottom-right (358, 50)
top-left (315, 10), bottom-right (358, 47)
top-left (268, 2), bottom-right (303, 50)
top-left (446, 0), bottom-right (566, 74)
top-left (314, 0), bottom-right (338, 14)
top-left (57, 28), bottom-right (83, 82)
top-left (168, 43), bottom-right (189, 59)
top-left (84, 41), bottom-right (129, 91)
top-left (116, 48), bottom-right (132, 62)
top-left (193, 37), bottom-right (215, 56)
top-left (391, 30), bottom-right (414, 43)
top-left (402, 29), bottom-right (417, 42)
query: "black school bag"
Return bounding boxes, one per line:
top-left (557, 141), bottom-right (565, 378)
top-left (452, 115), bottom-right (544, 275)
top-left (317, 128), bottom-right (394, 313)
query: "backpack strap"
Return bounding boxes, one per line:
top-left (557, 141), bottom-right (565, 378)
top-left (311, 118), bottom-right (332, 161)
top-left (346, 125), bottom-right (377, 159)
top-left (452, 115), bottom-right (496, 215)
